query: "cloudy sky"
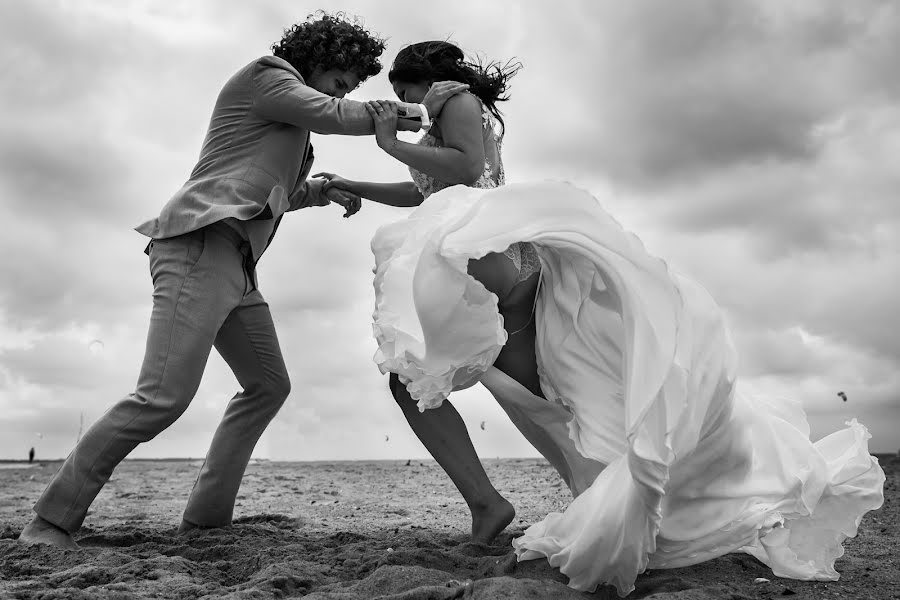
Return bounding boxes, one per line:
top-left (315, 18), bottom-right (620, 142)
top-left (1, 0), bottom-right (898, 463)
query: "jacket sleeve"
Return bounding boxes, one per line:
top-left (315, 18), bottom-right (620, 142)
top-left (288, 177), bottom-right (329, 211)
top-left (252, 63), bottom-right (375, 135)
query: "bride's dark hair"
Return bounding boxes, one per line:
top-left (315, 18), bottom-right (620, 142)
top-left (388, 41), bottom-right (521, 134)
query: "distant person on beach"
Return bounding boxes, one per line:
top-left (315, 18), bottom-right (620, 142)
top-left (28, 447), bottom-right (34, 464)
top-left (322, 39), bottom-right (884, 594)
top-left (19, 12), bottom-right (465, 550)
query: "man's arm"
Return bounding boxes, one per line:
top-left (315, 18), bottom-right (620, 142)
top-left (287, 177), bottom-right (329, 211)
top-left (252, 63), bottom-right (467, 135)
top-left (253, 65), bottom-right (372, 135)
top-left (287, 178), bottom-right (362, 218)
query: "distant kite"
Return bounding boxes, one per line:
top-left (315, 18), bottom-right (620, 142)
top-left (837, 391), bottom-right (847, 402)
top-left (385, 435), bottom-right (390, 442)
top-left (480, 421), bottom-right (486, 430)
top-left (88, 339), bottom-right (104, 355)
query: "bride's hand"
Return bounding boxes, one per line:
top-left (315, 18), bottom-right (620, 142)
top-left (366, 100), bottom-right (399, 151)
top-left (314, 171), bottom-right (353, 193)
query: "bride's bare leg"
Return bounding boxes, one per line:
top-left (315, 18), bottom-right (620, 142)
top-left (494, 298), bottom-right (604, 497)
top-left (494, 273), bottom-right (543, 396)
top-left (494, 276), bottom-right (577, 482)
top-left (387, 253), bottom-right (547, 543)
top-left (389, 374), bottom-right (515, 543)
top-left (493, 284), bottom-right (606, 496)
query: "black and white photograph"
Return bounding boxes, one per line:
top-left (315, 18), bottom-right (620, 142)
top-left (0, 1), bottom-right (896, 598)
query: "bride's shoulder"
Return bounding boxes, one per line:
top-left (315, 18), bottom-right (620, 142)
top-left (439, 91), bottom-right (483, 116)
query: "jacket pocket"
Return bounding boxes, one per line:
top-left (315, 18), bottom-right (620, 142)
top-left (226, 164), bottom-right (280, 193)
top-left (223, 165), bottom-right (289, 217)
top-left (148, 230), bottom-right (207, 285)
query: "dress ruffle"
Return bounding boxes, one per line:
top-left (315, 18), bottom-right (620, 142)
top-left (371, 186), bottom-right (508, 409)
top-left (369, 181), bottom-right (885, 595)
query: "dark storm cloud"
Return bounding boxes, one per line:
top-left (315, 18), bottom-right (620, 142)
top-left (0, 214), bottom-right (147, 329)
top-left (510, 1), bottom-right (900, 187)
top-left (656, 143), bottom-right (900, 259)
top-left (1, 1), bottom-right (897, 459)
top-left (0, 3), bottom-right (136, 222)
top-left (0, 128), bottom-right (135, 222)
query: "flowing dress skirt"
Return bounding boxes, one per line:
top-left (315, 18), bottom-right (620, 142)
top-left (370, 181), bottom-right (885, 595)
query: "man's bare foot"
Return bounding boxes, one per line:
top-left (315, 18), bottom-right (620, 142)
top-left (177, 519), bottom-right (206, 534)
top-left (18, 516), bottom-right (79, 549)
top-left (177, 519), bottom-right (223, 534)
top-left (470, 497), bottom-right (515, 544)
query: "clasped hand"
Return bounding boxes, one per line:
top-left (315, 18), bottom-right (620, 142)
top-left (322, 183), bottom-right (361, 218)
top-left (367, 80), bottom-right (469, 149)
top-left (311, 81), bottom-right (468, 218)
top-left (366, 100), bottom-right (399, 151)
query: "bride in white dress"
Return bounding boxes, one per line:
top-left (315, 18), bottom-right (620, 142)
top-left (318, 41), bottom-right (885, 596)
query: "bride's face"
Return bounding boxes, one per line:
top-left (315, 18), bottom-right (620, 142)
top-left (392, 80), bottom-right (431, 104)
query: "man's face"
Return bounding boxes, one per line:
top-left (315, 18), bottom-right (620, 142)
top-left (307, 68), bottom-right (361, 98)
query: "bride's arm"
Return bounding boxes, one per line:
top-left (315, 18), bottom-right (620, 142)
top-left (314, 173), bottom-right (423, 208)
top-left (345, 180), bottom-right (424, 208)
top-left (370, 94), bottom-right (486, 185)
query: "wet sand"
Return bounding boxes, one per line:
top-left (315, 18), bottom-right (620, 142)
top-left (1, 455), bottom-right (897, 599)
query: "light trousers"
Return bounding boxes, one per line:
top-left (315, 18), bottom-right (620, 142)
top-left (34, 224), bottom-right (290, 531)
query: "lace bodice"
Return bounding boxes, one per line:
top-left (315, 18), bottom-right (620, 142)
top-left (409, 98), bottom-right (505, 198)
top-left (409, 98), bottom-right (539, 283)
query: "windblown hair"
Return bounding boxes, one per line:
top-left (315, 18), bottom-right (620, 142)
top-left (389, 41), bottom-right (522, 134)
top-left (272, 11), bottom-right (386, 82)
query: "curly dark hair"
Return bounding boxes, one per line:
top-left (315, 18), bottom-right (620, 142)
top-left (272, 11), bottom-right (386, 82)
top-left (388, 41), bottom-right (522, 134)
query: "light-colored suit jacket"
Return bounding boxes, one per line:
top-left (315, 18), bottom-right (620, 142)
top-left (136, 55), bottom-right (379, 261)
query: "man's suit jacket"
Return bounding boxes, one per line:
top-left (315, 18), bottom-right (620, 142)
top-left (136, 55), bottom-right (378, 261)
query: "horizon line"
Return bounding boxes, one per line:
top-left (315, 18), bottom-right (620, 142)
top-left (2, 453), bottom-right (897, 464)
top-left (0, 456), bottom-right (549, 464)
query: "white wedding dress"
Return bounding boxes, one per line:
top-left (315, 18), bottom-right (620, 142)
top-left (369, 101), bottom-right (885, 596)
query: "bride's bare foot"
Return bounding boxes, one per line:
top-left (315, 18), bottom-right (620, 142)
top-left (470, 497), bottom-right (515, 544)
top-left (18, 516), bottom-right (79, 549)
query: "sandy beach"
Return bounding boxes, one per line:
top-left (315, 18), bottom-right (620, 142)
top-left (1, 455), bottom-right (896, 599)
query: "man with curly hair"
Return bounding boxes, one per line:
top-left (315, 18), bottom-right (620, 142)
top-left (19, 12), bottom-right (467, 548)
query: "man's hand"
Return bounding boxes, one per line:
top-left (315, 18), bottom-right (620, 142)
top-left (323, 186), bottom-right (362, 218)
top-left (422, 81), bottom-right (469, 118)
